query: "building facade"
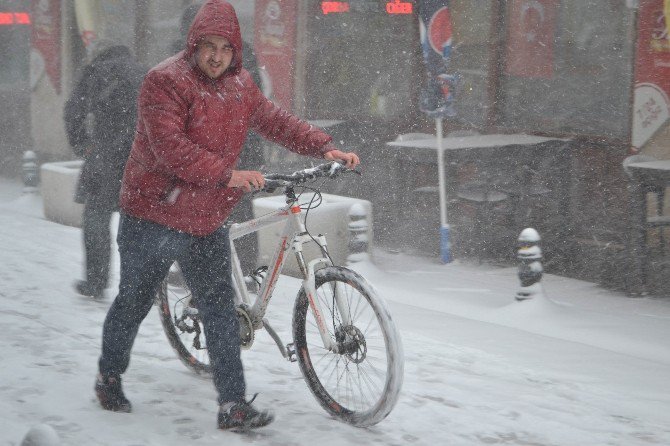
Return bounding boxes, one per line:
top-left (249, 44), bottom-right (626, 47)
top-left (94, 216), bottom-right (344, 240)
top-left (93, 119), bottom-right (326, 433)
top-left (2, 0), bottom-right (668, 290)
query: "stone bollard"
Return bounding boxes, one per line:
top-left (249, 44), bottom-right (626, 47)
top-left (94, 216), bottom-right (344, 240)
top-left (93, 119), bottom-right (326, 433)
top-left (20, 424), bottom-right (60, 446)
top-left (515, 228), bottom-right (544, 301)
top-left (347, 203), bottom-right (369, 264)
top-left (22, 150), bottom-right (39, 192)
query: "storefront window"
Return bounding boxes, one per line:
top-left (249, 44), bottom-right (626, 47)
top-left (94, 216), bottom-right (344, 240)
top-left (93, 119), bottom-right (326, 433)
top-left (448, 0), bottom-right (496, 128)
top-left (71, 0), bottom-right (138, 65)
top-left (496, 0), bottom-right (636, 140)
top-left (0, 20), bottom-right (30, 85)
top-left (97, 1), bottom-right (136, 47)
top-left (302, 0), bottom-right (421, 121)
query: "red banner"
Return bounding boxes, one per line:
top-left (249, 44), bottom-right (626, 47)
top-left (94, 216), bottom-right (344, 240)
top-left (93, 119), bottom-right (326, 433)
top-left (254, 0), bottom-right (298, 112)
top-left (632, 0), bottom-right (670, 151)
top-left (504, 0), bottom-right (558, 79)
top-left (635, 0), bottom-right (670, 84)
top-left (31, 0), bottom-right (61, 93)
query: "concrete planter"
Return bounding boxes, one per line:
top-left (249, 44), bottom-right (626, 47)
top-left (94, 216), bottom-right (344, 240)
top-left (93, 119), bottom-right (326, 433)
top-left (40, 160), bottom-right (83, 228)
top-left (252, 193), bottom-right (373, 278)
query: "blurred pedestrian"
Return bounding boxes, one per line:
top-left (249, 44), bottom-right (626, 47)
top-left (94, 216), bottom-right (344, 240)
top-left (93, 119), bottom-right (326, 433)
top-left (93, 0), bottom-right (359, 431)
top-left (64, 40), bottom-right (146, 299)
top-left (172, 1), bottom-right (264, 274)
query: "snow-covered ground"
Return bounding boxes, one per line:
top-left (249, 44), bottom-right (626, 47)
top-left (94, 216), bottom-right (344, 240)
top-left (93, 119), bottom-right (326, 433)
top-left (1, 176), bottom-right (670, 446)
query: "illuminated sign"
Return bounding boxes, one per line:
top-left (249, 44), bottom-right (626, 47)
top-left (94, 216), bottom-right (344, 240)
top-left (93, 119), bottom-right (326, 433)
top-left (386, 0), bottom-right (413, 15)
top-left (321, 2), bottom-right (350, 15)
top-left (320, 1), bottom-right (414, 16)
top-left (0, 12), bottom-right (31, 25)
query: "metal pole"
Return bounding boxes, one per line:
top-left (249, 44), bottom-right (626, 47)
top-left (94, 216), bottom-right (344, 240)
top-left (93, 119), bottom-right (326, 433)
top-left (436, 118), bottom-right (451, 263)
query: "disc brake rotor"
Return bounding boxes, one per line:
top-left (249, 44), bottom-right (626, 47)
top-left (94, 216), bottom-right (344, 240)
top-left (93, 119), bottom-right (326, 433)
top-left (335, 325), bottom-right (367, 363)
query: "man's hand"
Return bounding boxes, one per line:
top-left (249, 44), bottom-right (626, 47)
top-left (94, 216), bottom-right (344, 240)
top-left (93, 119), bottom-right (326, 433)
top-left (228, 170), bottom-right (265, 192)
top-left (324, 149), bottom-right (360, 169)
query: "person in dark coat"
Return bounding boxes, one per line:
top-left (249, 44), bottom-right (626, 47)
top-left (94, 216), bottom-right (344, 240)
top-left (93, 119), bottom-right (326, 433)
top-left (93, 0), bottom-right (359, 431)
top-left (64, 40), bottom-right (146, 299)
top-left (172, 2), bottom-right (263, 274)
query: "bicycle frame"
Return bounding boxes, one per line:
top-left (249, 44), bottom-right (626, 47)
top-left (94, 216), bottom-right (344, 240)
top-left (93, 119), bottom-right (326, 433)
top-left (158, 162), bottom-right (403, 426)
top-left (227, 194), bottom-right (351, 356)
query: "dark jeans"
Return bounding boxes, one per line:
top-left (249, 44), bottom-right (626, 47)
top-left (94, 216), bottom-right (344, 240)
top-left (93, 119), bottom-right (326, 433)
top-left (82, 202), bottom-right (114, 292)
top-left (98, 213), bottom-right (245, 403)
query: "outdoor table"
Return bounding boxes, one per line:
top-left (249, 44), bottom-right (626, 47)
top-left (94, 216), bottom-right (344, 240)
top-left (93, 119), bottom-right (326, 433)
top-left (384, 133), bottom-right (572, 258)
top-left (386, 133), bottom-right (567, 162)
top-left (625, 159), bottom-right (670, 295)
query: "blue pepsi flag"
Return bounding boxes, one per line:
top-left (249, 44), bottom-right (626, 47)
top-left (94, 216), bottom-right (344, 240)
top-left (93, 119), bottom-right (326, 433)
top-left (418, 0), bottom-right (458, 117)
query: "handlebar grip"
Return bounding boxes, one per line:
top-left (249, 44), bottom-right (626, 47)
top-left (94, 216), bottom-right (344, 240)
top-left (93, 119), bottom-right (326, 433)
top-left (260, 179), bottom-right (287, 193)
top-left (260, 161), bottom-right (354, 193)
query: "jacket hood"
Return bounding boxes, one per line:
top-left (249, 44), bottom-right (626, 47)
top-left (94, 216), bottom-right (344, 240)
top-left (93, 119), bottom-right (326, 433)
top-left (185, 0), bottom-right (242, 76)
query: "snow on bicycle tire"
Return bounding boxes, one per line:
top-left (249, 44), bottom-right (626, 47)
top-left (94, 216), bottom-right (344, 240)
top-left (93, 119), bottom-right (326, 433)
top-left (292, 266), bottom-right (404, 427)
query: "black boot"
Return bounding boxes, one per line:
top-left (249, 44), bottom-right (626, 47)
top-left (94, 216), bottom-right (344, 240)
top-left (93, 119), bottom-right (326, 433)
top-left (95, 374), bottom-right (132, 413)
top-left (75, 280), bottom-right (104, 299)
top-left (217, 395), bottom-right (274, 431)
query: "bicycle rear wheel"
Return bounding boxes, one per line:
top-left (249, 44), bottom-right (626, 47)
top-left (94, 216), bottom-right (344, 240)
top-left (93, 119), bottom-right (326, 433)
top-left (292, 266), bottom-right (404, 427)
top-left (156, 263), bottom-right (212, 375)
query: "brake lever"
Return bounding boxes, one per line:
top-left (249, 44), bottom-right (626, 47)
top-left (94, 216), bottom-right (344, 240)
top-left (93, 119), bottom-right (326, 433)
top-left (328, 163), bottom-right (361, 178)
top-left (256, 178), bottom-right (287, 194)
top-left (326, 161), bottom-right (348, 177)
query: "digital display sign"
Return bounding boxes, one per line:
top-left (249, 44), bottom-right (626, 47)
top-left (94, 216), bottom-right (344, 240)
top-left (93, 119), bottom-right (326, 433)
top-left (307, 0), bottom-right (419, 121)
top-left (320, 1), bottom-right (413, 15)
top-left (386, 1), bottom-right (413, 14)
top-left (321, 2), bottom-right (350, 15)
top-left (0, 12), bottom-right (30, 25)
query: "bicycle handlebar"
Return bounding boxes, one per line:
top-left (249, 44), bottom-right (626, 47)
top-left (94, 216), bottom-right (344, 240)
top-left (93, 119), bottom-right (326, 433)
top-left (260, 161), bottom-right (353, 193)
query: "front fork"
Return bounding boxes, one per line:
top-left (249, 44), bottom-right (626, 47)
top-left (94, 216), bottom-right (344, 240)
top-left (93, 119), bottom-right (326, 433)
top-left (294, 233), bottom-right (351, 354)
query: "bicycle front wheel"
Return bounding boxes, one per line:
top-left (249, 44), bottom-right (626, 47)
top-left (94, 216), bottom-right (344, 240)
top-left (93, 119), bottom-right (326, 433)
top-left (292, 266), bottom-right (404, 427)
top-left (156, 262), bottom-right (212, 375)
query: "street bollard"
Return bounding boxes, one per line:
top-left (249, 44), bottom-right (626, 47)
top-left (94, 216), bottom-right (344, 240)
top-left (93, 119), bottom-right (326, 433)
top-left (22, 150), bottom-right (39, 192)
top-left (515, 228), bottom-right (544, 301)
top-left (20, 424), bottom-right (60, 446)
top-left (347, 203), bottom-right (369, 264)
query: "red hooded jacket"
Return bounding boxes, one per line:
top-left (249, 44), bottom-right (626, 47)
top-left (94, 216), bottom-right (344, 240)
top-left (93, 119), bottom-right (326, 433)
top-left (120, 0), bottom-right (334, 235)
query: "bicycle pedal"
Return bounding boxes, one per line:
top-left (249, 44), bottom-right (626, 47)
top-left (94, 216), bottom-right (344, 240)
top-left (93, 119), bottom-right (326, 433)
top-left (286, 343), bottom-right (297, 362)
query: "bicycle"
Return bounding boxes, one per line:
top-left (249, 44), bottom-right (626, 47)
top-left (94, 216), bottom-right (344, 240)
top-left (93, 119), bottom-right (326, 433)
top-left (155, 161), bottom-right (404, 427)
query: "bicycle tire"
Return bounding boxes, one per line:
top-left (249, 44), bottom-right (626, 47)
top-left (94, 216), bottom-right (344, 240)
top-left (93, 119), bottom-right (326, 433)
top-left (156, 264), bottom-right (212, 375)
top-left (292, 266), bottom-right (404, 427)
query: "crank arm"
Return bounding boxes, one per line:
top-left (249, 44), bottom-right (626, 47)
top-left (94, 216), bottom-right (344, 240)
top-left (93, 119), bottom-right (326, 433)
top-left (262, 318), bottom-right (295, 361)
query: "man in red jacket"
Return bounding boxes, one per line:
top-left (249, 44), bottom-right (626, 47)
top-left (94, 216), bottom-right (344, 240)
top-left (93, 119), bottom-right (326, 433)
top-left (94, 0), bottom-right (359, 431)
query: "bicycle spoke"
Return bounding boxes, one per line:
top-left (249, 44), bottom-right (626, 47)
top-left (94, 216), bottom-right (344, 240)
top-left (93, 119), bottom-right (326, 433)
top-left (355, 365), bottom-right (375, 409)
top-left (328, 315), bottom-right (379, 408)
top-left (293, 267), bottom-right (403, 426)
top-left (157, 272), bottom-right (212, 374)
top-left (305, 317), bottom-right (328, 336)
top-left (312, 348), bottom-right (338, 371)
top-left (316, 288), bottom-right (341, 327)
top-left (361, 313), bottom-right (379, 335)
top-left (357, 362), bottom-right (384, 395)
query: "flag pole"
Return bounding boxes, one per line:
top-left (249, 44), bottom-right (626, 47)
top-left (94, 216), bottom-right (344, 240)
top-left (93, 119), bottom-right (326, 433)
top-left (418, 0), bottom-right (455, 263)
top-left (435, 118), bottom-right (451, 263)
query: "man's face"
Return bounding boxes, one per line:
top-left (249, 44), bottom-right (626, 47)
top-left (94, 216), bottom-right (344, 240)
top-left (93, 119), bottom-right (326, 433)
top-left (195, 35), bottom-right (234, 80)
